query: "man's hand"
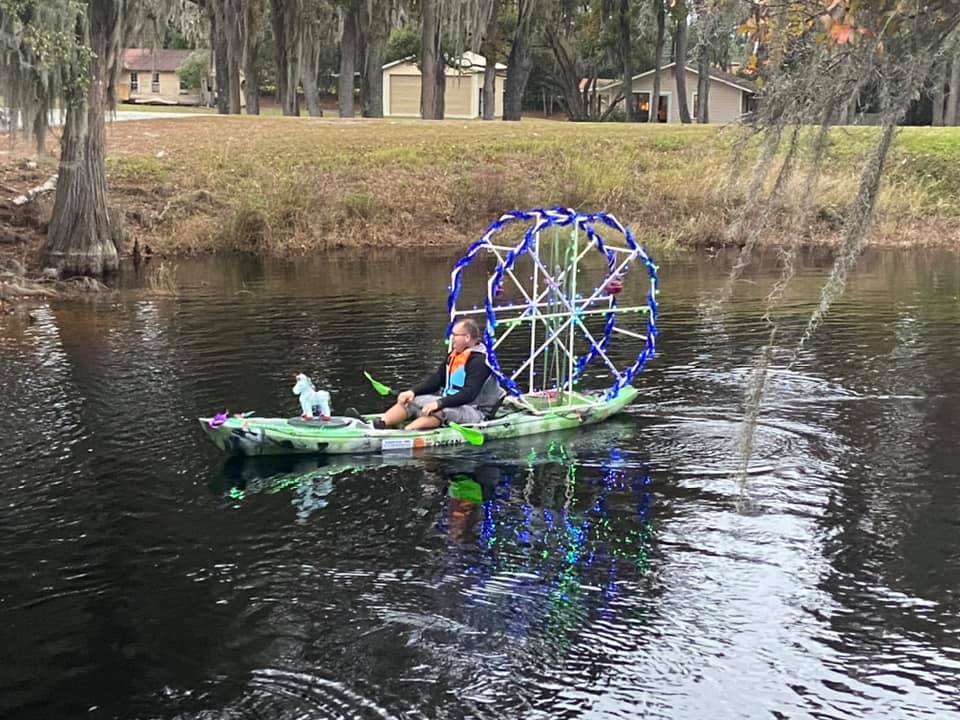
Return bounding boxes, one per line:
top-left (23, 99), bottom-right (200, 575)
top-left (397, 390), bottom-right (414, 405)
top-left (421, 400), bottom-right (441, 416)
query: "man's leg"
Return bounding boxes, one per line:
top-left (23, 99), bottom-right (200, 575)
top-left (380, 395), bottom-right (438, 429)
top-left (380, 402), bottom-right (409, 428)
top-left (406, 413), bottom-right (442, 430)
top-left (407, 403), bottom-right (482, 431)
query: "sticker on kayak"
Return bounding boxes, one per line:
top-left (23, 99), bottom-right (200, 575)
top-left (381, 437), bottom-right (415, 451)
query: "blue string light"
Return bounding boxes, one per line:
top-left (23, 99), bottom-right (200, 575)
top-left (445, 208), bottom-right (660, 399)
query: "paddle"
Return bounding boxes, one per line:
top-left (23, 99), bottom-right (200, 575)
top-left (363, 371), bottom-right (485, 446)
top-left (446, 421), bottom-right (485, 446)
top-left (363, 371), bottom-right (393, 397)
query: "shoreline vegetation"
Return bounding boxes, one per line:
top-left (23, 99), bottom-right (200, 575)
top-left (2, 116), bottom-right (959, 272)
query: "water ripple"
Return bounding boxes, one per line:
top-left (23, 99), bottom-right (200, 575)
top-left (2, 250), bottom-right (959, 720)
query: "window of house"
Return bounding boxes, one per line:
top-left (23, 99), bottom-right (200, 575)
top-left (130, 72), bottom-right (139, 92)
top-left (633, 92), bottom-right (652, 121)
top-left (151, 71), bottom-right (161, 93)
top-left (692, 92), bottom-right (699, 119)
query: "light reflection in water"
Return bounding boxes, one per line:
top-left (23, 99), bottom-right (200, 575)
top-left (211, 439), bottom-right (657, 668)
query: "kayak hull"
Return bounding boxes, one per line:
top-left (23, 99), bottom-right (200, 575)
top-left (199, 387), bottom-right (638, 456)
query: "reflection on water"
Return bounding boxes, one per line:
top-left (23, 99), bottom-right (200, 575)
top-left (197, 434), bottom-right (656, 719)
top-left (212, 455), bottom-right (343, 522)
top-left (1, 248), bottom-right (959, 719)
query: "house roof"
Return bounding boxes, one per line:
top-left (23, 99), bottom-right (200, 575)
top-left (603, 62), bottom-right (758, 95)
top-left (383, 51), bottom-right (506, 72)
top-left (382, 55), bottom-right (416, 71)
top-left (122, 49), bottom-right (192, 73)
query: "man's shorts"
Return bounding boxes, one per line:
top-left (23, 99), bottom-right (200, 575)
top-left (406, 394), bottom-right (485, 425)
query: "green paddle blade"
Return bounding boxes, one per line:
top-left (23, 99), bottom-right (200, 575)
top-left (448, 421), bottom-right (485, 446)
top-left (364, 371), bottom-right (393, 396)
top-left (448, 478), bottom-right (483, 503)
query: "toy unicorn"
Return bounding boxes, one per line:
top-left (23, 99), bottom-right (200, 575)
top-left (292, 373), bottom-right (332, 420)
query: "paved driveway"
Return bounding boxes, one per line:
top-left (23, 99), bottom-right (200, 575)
top-left (1, 109), bottom-right (211, 130)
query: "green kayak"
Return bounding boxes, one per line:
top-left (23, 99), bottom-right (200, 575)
top-left (200, 387), bottom-right (638, 457)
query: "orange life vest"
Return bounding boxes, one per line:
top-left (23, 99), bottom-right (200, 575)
top-left (444, 349), bottom-right (472, 395)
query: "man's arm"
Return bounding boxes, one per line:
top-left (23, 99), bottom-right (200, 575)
top-left (437, 355), bottom-right (491, 409)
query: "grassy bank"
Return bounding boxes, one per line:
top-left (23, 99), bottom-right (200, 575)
top-left (3, 117), bottom-right (960, 260)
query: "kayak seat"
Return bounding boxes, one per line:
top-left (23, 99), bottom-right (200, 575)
top-left (483, 394), bottom-right (513, 420)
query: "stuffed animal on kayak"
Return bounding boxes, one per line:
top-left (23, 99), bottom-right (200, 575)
top-left (292, 373), bottom-right (332, 420)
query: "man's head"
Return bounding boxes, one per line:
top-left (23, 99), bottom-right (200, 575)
top-left (450, 318), bottom-right (481, 353)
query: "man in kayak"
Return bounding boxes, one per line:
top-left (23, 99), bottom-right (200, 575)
top-left (374, 318), bottom-right (503, 430)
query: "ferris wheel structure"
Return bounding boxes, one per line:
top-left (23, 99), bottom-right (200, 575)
top-left (446, 207), bottom-right (660, 408)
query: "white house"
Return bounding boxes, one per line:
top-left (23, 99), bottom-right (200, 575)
top-left (383, 52), bottom-right (507, 119)
top-left (118, 49), bottom-right (201, 105)
top-left (598, 62), bottom-right (758, 123)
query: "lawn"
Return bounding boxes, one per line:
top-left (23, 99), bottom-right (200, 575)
top-left (4, 116), bottom-right (960, 256)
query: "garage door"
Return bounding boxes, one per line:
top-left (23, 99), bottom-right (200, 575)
top-left (389, 75), bottom-right (420, 116)
top-left (445, 75), bottom-right (472, 117)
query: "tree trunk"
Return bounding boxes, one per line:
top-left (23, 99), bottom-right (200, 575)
top-left (361, 45), bottom-right (386, 117)
top-left (696, 41), bottom-right (710, 123)
top-left (338, 2), bottom-right (359, 117)
top-left (45, 0), bottom-right (119, 276)
top-left (674, 9), bottom-right (692, 124)
top-left (211, 0), bottom-right (230, 113)
top-left (619, 0), bottom-right (633, 121)
top-left (840, 87), bottom-right (858, 124)
top-left (361, 3), bottom-right (387, 118)
top-left (271, 0), bottom-right (299, 116)
top-left (420, 0), bottom-right (439, 119)
top-left (241, 0), bottom-right (261, 114)
top-left (480, 0), bottom-right (501, 120)
top-left (301, 31), bottom-right (322, 117)
top-left (946, 50), bottom-right (960, 126)
top-left (503, 0), bottom-right (536, 121)
top-left (32, 96), bottom-right (49, 156)
top-left (933, 61), bottom-right (947, 126)
top-left (503, 40), bottom-right (532, 120)
top-left (434, 52), bottom-right (446, 118)
top-left (271, 0), bottom-right (288, 112)
top-left (649, 0), bottom-right (664, 123)
top-left (482, 64), bottom-right (497, 119)
top-left (544, 28), bottom-right (588, 122)
top-left (545, 29), bottom-right (588, 120)
top-left (282, 0), bottom-right (300, 116)
top-left (225, 0), bottom-right (243, 114)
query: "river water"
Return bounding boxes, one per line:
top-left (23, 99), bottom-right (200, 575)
top-left (1, 248), bottom-right (958, 720)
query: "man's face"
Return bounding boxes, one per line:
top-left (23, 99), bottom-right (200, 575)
top-left (450, 323), bottom-right (473, 353)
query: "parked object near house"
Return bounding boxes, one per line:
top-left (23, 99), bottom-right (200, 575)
top-left (383, 52), bottom-right (507, 119)
top-left (597, 62), bottom-right (758, 124)
top-left (118, 49), bottom-right (201, 106)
